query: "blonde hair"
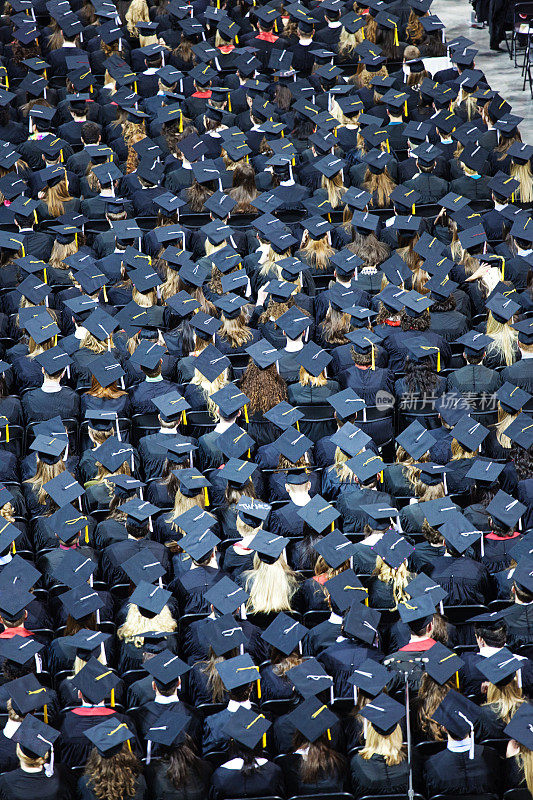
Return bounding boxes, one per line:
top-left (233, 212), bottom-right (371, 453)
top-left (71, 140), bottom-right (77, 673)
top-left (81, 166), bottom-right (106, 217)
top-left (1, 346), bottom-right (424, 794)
top-left (360, 724), bottom-right (406, 766)
top-left (485, 677), bottom-right (524, 723)
top-left (517, 746), bottom-right (533, 795)
top-left (495, 405), bottom-right (517, 449)
top-left (217, 312), bottom-right (254, 349)
top-left (511, 161), bottom-right (533, 204)
top-left (243, 553), bottom-right (299, 614)
top-left (190, 368), bottom-right (229, 418)
top-left (332, 445), bottom-right (357, 482)
top-left (117, 603), bottom-right (176, 647)
top-left (25, 457), bottom-right (65, 505)
top-left (40, 178), bottom-right (72, 217)
top-left (486, 312), bottom-right (518, 367)
top-left (16, 743), bottom-right (47, 771)
top-left (373, 556), bottom-right (411, 609)
top-left (321, 173), bottom-right (346, 208)
top-left (50, 238), bottom-right (78, 269)
top-left (166, 487), bottom-right (205, 528)
top-left (81, 330), bottom-right (114, 354)
top-left (298, 366), bottom-right (327, 387)
top-left (450, 438), bottom-right (476, 460)
top-left (125, 0), bottom-right (150, 35)
top-left (132, 287), bottom-right (157, 308)
top-left (338, 26), bottom-right (364, 55)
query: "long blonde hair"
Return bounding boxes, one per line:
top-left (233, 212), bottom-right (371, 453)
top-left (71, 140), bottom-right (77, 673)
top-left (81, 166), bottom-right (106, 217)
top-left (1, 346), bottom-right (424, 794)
top-left (166, 487), bottom-right (205, 528)
top-left (511, 161), bottom-right (533, 204)
top-left (25, 457), bottom-right (65, 505)
top-left (243, 553), bottom-right (299, 613)
top-left (360, 723), bottom-right (406, 766)
top-left (373, 556), bottom-right (411, 609)
top-left (495, 405), bottom-right (516, 449)
top-left (40, 178), bottom-right (73, 217)
top-left (321, 173), bottom-right (346, 208)
top-left (486, 312), bottom-right (518, 366)
top-left (190, 368), bottom-right (229, 418)
top-left (517, 746), bottom-right (533, 795)
top-left (125, 0), bottom-right (150, 35)
top-left (332, 445), bottom-right (358, 483)
top-left (485, 677), bottom-right (524, 723)
top-left (117, 603), bottom-right (176, 647)
top-left (217, 313), bottom-right (254, 349)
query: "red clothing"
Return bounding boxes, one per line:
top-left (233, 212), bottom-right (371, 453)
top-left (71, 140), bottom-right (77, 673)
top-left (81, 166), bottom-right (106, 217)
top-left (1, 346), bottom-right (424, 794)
top-left (485, 531), bottom-right (520, 540)
top-left (71, 707), bottom-right (115, 716)
top-left (0, 626), bottom-right (31, 638)
top-left (191, 91), bottom-right (212, 98)
top-left (399, 638), bottom-right (436, 652)
top-left (255, 31), bottom-right (278, 42)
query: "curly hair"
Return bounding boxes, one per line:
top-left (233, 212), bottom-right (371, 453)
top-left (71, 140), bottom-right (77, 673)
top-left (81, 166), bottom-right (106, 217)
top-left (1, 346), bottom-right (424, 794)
top-left (400, 308), bottom-right (430, 331)
top-left (85, 744), bottom-right (141, 800)
top-left (239, 361), bottom-right (288, 414)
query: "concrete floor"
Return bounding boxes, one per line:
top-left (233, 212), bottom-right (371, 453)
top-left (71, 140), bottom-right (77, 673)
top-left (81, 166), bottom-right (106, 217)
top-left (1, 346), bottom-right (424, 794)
top-left (432, 0), bottom-right (533, 139)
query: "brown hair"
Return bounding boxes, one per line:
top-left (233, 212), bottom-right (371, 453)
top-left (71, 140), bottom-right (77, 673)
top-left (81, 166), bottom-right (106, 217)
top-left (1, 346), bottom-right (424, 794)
top-left (363, 168), bottom-right (396, 208)
top-left (239, 361), bottom-right (288, 414)
top-left (40, 178), bottom-right (73, 217)
top-left (417, 673), bottom-right (451, 740)
top-left (86, 375), bottom-right (127, 399)
top-left (217, 312), bottom-right (254, 349)
top-left (85, 744), bottom-right (140, 800)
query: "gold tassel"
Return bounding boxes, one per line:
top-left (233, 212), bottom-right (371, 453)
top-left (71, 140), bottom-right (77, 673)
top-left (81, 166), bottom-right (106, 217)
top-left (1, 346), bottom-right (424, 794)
top-left (256, 679), bottom-right (261, 698)
top-left (327, 729), bottom-right (331, 740)
top-left (85, 526), bottom-right (89, 543)
top-left (204, 487), bottom-right (209, 506)
top-left (11, 540), bottom-right (15, 554)
top-left (127, 740), bottom-right (132, 753)
top-left (179, 110), bottom-right (183, 133)
top-left (182, 409), bottom-right (187, 425)
top-left (103, 284), bottom-right (108, 302)
top-left (379, 470), bottom-right (384, 483)
top-left (43, 268), bottom-right (47, 284)
top-left (455, 672), bottom-right (460, 690)
top-left (295, 420), bottom-right (300, 432)
top-left (394, 24), bottom-right (399, 46)
top-left (437, 350), bottom-right (441, 372)
top-left (262, 734), bottom-right (267, 748)
top-left (371, 344), bottom-right (375, 371)
top-left (53, 335), bottom-right (57, 346)
top-left (43, 705), bottom-right (48, 724)
top-left (227, 92), bottom-right (232, 112)
top-left (412, 203), bottom-right (415, 214)
top-left (4, 424), bottom-right (8, 443)
top-left (244, 404), bottom-right (249, 423)
top-left (404, 100), bottom-right (407, 116)
top-left (111, 688), bottom-right (115, 707)
top-left (331, 522), bottom-right (334, 532)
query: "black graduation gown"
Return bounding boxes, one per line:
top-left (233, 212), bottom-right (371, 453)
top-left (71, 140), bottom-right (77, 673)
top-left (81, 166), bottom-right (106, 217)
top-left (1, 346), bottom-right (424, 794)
top-left (78, 775), bottom-right (146, 800)
top-left (0, 767), bottom-right (71, 800)
top-left (210, 760), bottom-right (285, 800)
top-left (145, 759), bottom-right (213, 800)
top-left (303, 619), bottom-right (343, 656)
top-left (350, 753), bottom-right (409, 797)
top-left (429, 555), bottom-right (492, 606)
top-left (423, 745), bottom-right (501, 796)
top-left (282, 752), bottom-right (347, 796)
top-left (59, 709), bottom-right (135, 767)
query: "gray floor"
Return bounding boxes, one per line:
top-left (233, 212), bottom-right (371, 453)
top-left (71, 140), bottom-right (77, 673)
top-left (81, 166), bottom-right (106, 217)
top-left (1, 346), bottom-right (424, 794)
top-left (432, 0), bottom-right (533, 140)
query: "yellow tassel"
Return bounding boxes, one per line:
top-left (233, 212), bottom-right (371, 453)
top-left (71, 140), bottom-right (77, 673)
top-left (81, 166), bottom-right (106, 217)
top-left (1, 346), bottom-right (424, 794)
top-left (262, 734), bottom-right (267, 748)
top-left (274, 19), bottom-right (278, 32)
top-left (394, 25), bottom-right (399, 46)
top-left (21, 244), bottom-right (25, 257)
top-left (179, 110), bottom-right (183, 133)
top-left (331, 522), bottom-right (334, 532)
top-left (204, 487), bottom-right (209, 507)
top-left (182, 409), bottom-right (187, 425)
top-left (501, 259), bottom-right (505, 280)
top-left (53, 335), bottom-right (57, 346)
top-left (127, 740), bottom-right (132, 753)
top-left (85, 526), bottom-right (89, 543)
top-left (455, 672), bottom-right (460, 690)
top-left (404, 100), bottom-right (407, 116)
top-left (134, 81), bottom-right (138, 94)
top-left (437, 350), bottom-right (441, 372)
top-left (247, 449), bottom-right (251, 459)
top-left (244, 404), bottom-right (249, 423)
top-left (4, 76), bottom-right (7, 89)
top-left (361, 27), bottom-right (365, 39)
top-left (371, 344), bottom-right (375, 371)
top-left (111, 688), bottom-right (115, 708)
top-left (280, 128), bottom-right (284, 138)
top-left (385, 139), bottom-right (390, 153)
top-left (295, 420), bottom-right (300, 432)
top-left (43, 268), bottom-right (47, 284)
top-left (227, 93), bottom-right (232, 112)
top-left (327, 728), bottom-right (332, 740)
top-left (60, 149), bottom-right (63, 162)
top-left (235, 34), bottom-right (239, 43)
top-left (333, 127), bottom-right (337, 138)
top-left (412, 203), bottom-right (415, 214)
top-left (103, 285), bottom-right (108, 303)
top-left (11, 541), bottom-right (15, 554)
top-left (43, 705), bottom-right (48, 724)
top-left (256, 679), bottom-right (261, 698)
top-left (4, 424), bottom-right (8, 443)
top-left (365, 596), bottom-right (369, 607)
top-left (34, 210), bottom-right (38, 225)
top-left (379, 470), bottom-right (384, 483)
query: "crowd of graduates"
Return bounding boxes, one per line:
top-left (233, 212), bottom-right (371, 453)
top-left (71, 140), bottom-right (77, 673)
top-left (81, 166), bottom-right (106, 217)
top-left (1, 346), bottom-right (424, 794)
top-left (0, 0), bottom-right (533, 797)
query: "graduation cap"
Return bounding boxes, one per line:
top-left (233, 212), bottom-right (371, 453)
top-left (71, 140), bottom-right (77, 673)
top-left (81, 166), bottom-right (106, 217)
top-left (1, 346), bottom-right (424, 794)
top-left (477, 647), bottom-right (524, 687)
top-left (324, 569), bottom-right (367, 611)
top-left (199, 614), bottom-right (245, 658)
top-left (236, 498), bottom-right (271, 528)
top-left (84, 717), bottom-right (134, 758)
top-left (174, 468), bottom-right (210, 497)
top-left (396, 420), bottom-right (436, 460)
top-left (224, 706), bottom-right (271, 750)
top-left (43, 471), bottom-right (83, 508)
top-left (399, 592), bottom-right (436, 628)
top-left (432, 689), bottom-right (479, 749)
top-left (343, 602), bottom-right (381, 645)
top-left (89, 352), bottom-right (125, 389)
top-left (287, 697), bottom-right (338, 743)
top-left (348, 659), bottom-right (390, 699)
top-left (346, 450), bottom-right (385, 484)
top-left (295, 342), bottom-right (331, 377)
top-left (424, 641), bottom-right (464, 685)
top-left (145, 710), bottom-right (189, 749)
top-left (511, 216), bottom-right (533, 245)
top-left (513, 318), bottom-right (533, 346)
top-left (218, 458), bottom-right (257, 487)
top-left (220, 272), bottom-right (248, 295)
top-left (440, 512), bottom-right (482, 554)
top-left (504, 703), bottom-right (533, 750)
top-left (314, 531), bottom-right (357, 570)
top-left (180, 529), bottom-right (220, 562)
top-left (5, 674), bottom-right (52, 717)
top-left (273, 427), bottom-right (312, 464)
top-left (249, 530), bottom-right (289, 563)
top-left (288, 658), bottom-right (333, 698)
top-left (59, 584), bottom-right (104, 621)
top-left (71, 655), bottom-right (120, 704)
top-left (296, 495), bottom-right (340, 534)
top-left (122, 546), bottom-right (166, 587)
top-left (360, 692), bottom-right (405, 735)
top-left (487, 490), bottom-right (526, 530)
top-left (374, 530), bottom-right (414, 569)
top-left (455, 330), bottom-right (492, 356)
top-left (93, 436), bottom-right (133, 473)
top-left (506, 412), bottom-right (533, 450)
top-left (130, 581), bottom-right (171, 617)
top-left (0, 635), bottom-right (43, 667)
top-left (496, 382), bottom-right (532, 415)
top-left (216, 653), bottom-right (259, 691)
top-left (489, 172), bottom-right (520, 200)
top-left (190, 311), bottom-right (221, 339)
top-left (261, 612), bottom-right (307, 656)
top-left (194, 345), bottom-right (230, 382)
top-left (245, 338), bottom-right (279, 370)
top-left (451, 414), bottom-right (489, 451)
top-left (204, 576), bottom-right (249, 615)
top-left (0, 556), bottom-right (39, 594)
top-left (144, 649), bottom-right (189, 690)
top-left (217, 424), bottom-right (254, 461)
top-left (13, 715), bottom-right (59, 762)
top-left (406, 572), bottom-right (447, 606)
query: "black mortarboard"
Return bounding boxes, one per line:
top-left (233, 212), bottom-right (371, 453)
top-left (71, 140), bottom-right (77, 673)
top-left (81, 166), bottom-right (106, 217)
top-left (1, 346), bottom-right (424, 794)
top-left (424, 642), bottom-right (464, 685)
top-left (0, 636), bottom-right (43, 666)
top-left (274, 427), bottom-right (312, 463)
top-left (324, 569), bottom-right (367, 611)
top-left (216, 653), bottom-right (259, 691)
top-left (314, 531), bottom-right (357, 570)
top-left (487, 490), bottom-right (526, 529)
top-left (343, 602), bottom-right (381, 645)
top-left (194, 345), bottom-right (230, 382)
top-left (43, 471), bottom-right (83, 508)
top-left (130, 581), bottom-right (171, 617)
top-left (60, 584), bottom-right (104, 621)
top-left (406, 573), bottom-right (446, 606)
top-left (204, 576), bottom-right (248, 614)
top-left (71, 655), bottom-right (120, 704)
top-left (224, 706), bottom-right (271, 749)
top-left (348, 659), bottom-right (389, 697)
top-left (297, 495), bottom-right (340, 534)
top-left (398, 593), bottom-right (435, 627)
top-left (85, 717), bottom-right (134, 757)
top-left (440, 513), bottom-right (482, 554)
top-left (374, 530), bottom-right (414, 569)
top-left (261, 612), bottom-right (307, 656)
top-left (13, 715), bottom-right (59, 760)
top-left (287, 697), bottom-right (338, 742)
top-left (432, 689), bottom-right (479, 742)
top-left (288, 658), bottom-right (333, 698)
top-left (396, 420), bottom-right (436, 460)
top-left (145, 649), bottom-right (189, 689)
top-left (451, 414), bottom-right (489, 451)
top-left (360, 693), bottom-right (405, 735)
